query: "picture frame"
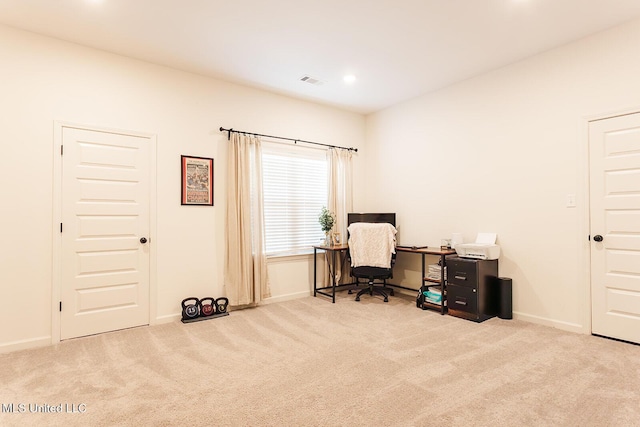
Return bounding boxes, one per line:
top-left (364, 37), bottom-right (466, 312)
top-left (181, 155), bottom-right (214, 206)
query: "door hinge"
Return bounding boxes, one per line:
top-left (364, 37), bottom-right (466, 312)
top-left (59, 301), bottom-right (62, 312)
top-left (60, 145), bottom-right (63, 155)
top-left (60, 223), bottom-right (63, 233)
top-left (588, 234), bottom-right (591, 241)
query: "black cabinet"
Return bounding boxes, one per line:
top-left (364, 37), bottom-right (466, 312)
top-left (447, 257), bottom-right (498, 323)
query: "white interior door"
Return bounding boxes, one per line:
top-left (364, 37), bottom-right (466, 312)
top-left (589, 112), bottom-right (640, 344)
top-left (60, 126), bottom-right (150, 340)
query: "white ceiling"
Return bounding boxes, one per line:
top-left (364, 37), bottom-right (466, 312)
top-left (2, 0), bottom-right (640, 114)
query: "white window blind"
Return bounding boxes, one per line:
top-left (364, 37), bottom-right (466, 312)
top-left (262, 143), bottom-right (327, 256)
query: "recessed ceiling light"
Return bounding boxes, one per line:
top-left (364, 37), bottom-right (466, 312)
top-left (343, 75), bottom-right (356, 84)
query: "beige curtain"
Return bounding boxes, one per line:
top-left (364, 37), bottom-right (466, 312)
top-left (224, 133), bottom-right (270, 307)
top-left (326, 147), bottom-right (353, 284)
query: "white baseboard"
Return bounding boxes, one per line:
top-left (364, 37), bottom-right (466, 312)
top-left (396, 288), bottom-right (420, 297)
top-left (0, 336), bottom-right (51, 354)
top-left (154, 313), bottom-right (181, 324)
top-left (263, 291), bottom-right (310, 305)
top-left (513, 311), bottom-right (585, 334)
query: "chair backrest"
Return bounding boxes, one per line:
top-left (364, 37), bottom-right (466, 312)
top-left (347, 213), bottom-right (396, 228)
top-left (347, 213), bottom-right (396, 268)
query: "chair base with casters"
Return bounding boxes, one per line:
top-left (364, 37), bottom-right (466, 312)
top-left (350, 266), bottom-right (394, 302)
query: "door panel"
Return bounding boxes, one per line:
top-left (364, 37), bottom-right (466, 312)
top-left (589, 112), bottom-right (640, 344)
top-left (61, 127), bottom-right (150, 340)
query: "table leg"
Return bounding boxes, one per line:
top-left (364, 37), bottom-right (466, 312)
top-left (331, 249), bottom-right (337, 303)
top-left (421, 253), bottom-right (426, 291)
top-left (440, 254), bottom-right (446, 315)
top-left (313, 247), bottom-right (317, 297)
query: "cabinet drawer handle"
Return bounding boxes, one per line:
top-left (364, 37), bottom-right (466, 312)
top-left (455, 298), bottom-right (467, 306)
top-left (454, 275), bottom-right (466, 281)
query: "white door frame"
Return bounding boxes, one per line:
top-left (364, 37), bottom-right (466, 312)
top-left (581, 106), bottom-right (640, 336)
top-left (51, 121), bottom-right (158, 344)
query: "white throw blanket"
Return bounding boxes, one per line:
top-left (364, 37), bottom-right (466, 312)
top-left (347, 222), bottom-right (397, 268)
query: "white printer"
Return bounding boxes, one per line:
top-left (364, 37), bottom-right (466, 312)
top-left (454, 232), bottom-right (500, 260)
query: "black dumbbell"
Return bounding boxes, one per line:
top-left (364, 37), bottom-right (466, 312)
top-left (215, 297), bottom-right (229, 314)
top-left (181, 297), bottom-right (200, 320)
top-left (200, 297), bottom-right (216, 317)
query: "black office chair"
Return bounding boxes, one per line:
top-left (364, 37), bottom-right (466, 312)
top-left (346, 213), bottom-right (397, 302)
top-left (351, 263), bottom-right (396, 302)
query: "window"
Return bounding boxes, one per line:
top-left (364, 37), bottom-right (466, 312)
top-left (262, 143), bottom-right (327, 256)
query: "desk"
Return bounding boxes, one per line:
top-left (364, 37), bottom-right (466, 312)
top-left (312, 244), bottom-right (349, 303)
top-left (312, 244), bottom-right (457, 310)
top-left (396, 247), bottom-right (457, 315)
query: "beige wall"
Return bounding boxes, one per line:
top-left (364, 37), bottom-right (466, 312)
top-left (0, 25), bottom-right (364, 352)
top-left (364, 17), bottom-right (640, 332)
top-left (4, 15), bottom-right (640, 353)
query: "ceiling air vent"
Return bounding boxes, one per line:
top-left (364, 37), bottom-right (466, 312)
top-left (300, 75), bottom-right (324, 86)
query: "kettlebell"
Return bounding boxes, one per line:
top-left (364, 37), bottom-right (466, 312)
top-left (215, 297), bottom-right (229, 314)
top-left (200, 297), bottom-right (216, 317)
top-left (181, 297), bottom-right (200, 320)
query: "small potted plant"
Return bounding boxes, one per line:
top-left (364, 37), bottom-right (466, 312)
top-left (318, 206), bottom-right (336, 246)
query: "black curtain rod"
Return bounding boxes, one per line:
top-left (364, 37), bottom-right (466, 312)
top-left (219, 127), bottom-right (358, 152)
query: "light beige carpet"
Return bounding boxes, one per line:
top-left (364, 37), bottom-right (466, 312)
top-left (1, 292), bottom-right (639, 427)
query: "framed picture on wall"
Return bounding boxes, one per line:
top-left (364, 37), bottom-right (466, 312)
top-left (181, 155), bottom-right (214, 206)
